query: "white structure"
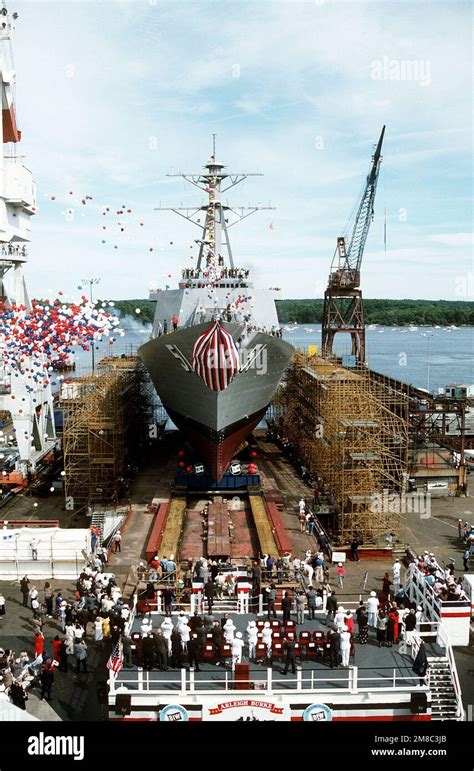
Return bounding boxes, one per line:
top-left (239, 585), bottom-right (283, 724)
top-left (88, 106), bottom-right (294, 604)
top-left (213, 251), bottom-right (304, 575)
top-left (0, 525), bottom-right (90, 579)
top-left (0, 7), bottom-right (56, 476)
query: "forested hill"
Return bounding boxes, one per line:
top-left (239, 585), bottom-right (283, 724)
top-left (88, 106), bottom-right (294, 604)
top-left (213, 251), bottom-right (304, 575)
top-left (111, 298), bottom-right (474, 327)
top-left (276, 299), bottom-right (474, 326)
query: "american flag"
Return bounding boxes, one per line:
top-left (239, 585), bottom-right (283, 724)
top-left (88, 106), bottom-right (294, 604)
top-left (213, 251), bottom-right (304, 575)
top-left (107, 641), bottom-right (123, 674)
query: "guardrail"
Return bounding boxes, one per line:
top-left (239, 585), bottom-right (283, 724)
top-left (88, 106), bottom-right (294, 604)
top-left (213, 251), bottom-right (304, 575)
top-left (109, 664), bottom-right (428, 695)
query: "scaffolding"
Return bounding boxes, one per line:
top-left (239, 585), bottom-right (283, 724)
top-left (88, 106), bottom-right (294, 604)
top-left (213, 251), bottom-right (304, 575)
top-left (274, 353), bottom-right (409, 546)
top-left (61, 356), bottom-right (155, 514)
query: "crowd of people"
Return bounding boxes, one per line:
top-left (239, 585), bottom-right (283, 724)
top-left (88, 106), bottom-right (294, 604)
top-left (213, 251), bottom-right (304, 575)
top-left (409, 550), bottom-right (469, 603)
top-left (181, 267), bottom-right (250, 282)
top-left (0, 551), bottom-right (130, 711)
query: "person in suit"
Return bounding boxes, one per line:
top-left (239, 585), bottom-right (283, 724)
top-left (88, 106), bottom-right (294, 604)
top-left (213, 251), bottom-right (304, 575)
top-left (281, 591), bottom-right (292, 623)
top-left (204, 579), bottom-right (215, 614)
top-left (187, 637), bottom-right (201, 672)
top-left (282, 637), bottom-right (297, 675)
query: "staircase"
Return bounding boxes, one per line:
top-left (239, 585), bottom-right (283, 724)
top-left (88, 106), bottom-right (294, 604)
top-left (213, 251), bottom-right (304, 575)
top-left (209, 598), bottom-right (240, 613)
top-left (428, 657), bottom-right (462, 720)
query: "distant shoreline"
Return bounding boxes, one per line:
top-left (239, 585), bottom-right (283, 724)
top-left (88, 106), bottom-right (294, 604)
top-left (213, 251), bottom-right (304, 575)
top-left (111, 298), bottom-right (474, 328)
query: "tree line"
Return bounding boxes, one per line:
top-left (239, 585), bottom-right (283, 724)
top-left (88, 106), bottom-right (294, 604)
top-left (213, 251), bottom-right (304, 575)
top-left (111, 298), bottom-right (474, 327)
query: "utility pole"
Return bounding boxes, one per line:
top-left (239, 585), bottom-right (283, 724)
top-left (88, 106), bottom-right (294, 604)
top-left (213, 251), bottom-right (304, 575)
top-left (81, 277), bottom-right (101, 372)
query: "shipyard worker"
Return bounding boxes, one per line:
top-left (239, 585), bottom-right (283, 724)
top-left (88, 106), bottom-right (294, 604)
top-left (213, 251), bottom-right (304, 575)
top-left (351, 539), bottom-right (361, 562)
top-left (463, 547), bottom-right (470, 571)
top-left (113, 530), bottom-right (122, 553)
top-left (366, 591), bottom-right (379, 627)
top-left (298, 498), bottom-right (306, 514)
top-left (266, 584), bottom-right (277, 620)
top-left (166, 554), bottom-right (176, 577)
top-left (20, 576), bottom-right (29, 607)
top-left (29, 537), bottom-right (39, 561)
top-left (307, 587), bottom-right (317, 620)
top-left (336, 562), bottom-right (345, 589)
top-left (163, 319), bottom-right (168, 334)
top-left (458, 519), bottom-right (464, 538)
top-left (298, 509), bottom-right (306, 534)
top-left (305, 511), bottom-right (315, 536)
top-left (137, 562), bottom-right (146, 582)
top-left (231, 632), bottom-right (244, 669)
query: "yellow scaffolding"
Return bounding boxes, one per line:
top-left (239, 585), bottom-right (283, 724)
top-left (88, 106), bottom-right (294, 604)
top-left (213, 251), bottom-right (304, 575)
top-left (60, 356), bottom-right (154, 513)
top-left (275, 352), bottom-right (409, 546)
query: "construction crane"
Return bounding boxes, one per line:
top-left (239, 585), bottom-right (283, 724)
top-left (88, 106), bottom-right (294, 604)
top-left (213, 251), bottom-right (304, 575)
top-left (321, 126), bottom-right (385, 364)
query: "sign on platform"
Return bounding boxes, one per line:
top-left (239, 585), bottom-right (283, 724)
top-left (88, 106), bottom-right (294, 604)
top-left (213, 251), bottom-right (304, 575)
top-left (204, 699), bottom-right (290, 721)
top-left (159, 704), bottom-right (189, 722)
top-left (332, 551), bottom-right (346, 564)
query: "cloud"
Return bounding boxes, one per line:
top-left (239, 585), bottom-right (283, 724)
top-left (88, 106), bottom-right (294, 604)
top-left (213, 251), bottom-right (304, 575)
top-left (429, 233), bottom-right (474, 247)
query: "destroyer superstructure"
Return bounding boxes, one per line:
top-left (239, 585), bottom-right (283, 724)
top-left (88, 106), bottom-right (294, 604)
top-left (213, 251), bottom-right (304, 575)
top-left (139, 141), bottom-right (293, 479)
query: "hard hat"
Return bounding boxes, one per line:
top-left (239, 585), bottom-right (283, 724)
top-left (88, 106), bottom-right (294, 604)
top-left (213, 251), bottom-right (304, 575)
top-left (370, 591), bottom-right (376, 597)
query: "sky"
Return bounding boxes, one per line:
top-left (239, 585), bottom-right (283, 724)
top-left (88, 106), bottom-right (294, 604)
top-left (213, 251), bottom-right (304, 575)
top-left (6, 0), bottom-right (473, 302)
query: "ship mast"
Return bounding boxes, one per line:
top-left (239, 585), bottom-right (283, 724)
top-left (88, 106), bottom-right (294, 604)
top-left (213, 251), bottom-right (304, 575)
top-left (155, 136), bottom-right (274, 286)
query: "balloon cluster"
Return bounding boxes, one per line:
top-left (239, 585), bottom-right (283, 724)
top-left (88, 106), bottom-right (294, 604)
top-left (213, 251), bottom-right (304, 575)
top-left (47, 192), bottom-right (154, 253)
top-left (0, 297), bottom-right (123, 386)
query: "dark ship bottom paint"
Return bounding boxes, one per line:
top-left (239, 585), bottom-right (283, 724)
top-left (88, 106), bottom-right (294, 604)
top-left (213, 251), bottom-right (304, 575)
top-left (165, 405), bottom-right (267, 481)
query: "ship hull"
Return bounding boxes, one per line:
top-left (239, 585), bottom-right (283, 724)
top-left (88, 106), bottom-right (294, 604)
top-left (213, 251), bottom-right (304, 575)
top-left (138, 322), bottom-right (293, 480)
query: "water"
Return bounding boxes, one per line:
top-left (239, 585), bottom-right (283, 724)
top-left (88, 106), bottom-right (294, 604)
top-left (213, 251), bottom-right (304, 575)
top-left (280, 324), bottom-right (474, 393)
top-left (62, 318), bottom-right (474, 395)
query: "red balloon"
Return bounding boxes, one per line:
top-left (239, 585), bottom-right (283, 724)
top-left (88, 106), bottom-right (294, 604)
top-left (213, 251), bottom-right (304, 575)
top-left (179, 461), bottom-right (185, 469)
top-left (186, 465), bottom-right (192, 473)
top-left (178, 450), bottom-right (185, 458)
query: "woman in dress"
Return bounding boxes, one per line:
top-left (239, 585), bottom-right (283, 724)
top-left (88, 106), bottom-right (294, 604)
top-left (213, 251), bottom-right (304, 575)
top-left (357, 608), bottom-right (369, 644)
top-left (382, 572), bottom-right (392, 597)
top-left (386, 613), bottom-right (395, 647)
top-left (376, 610), bottom-right (388, 647)
top-left (388, 605), bottom-right (400, 644)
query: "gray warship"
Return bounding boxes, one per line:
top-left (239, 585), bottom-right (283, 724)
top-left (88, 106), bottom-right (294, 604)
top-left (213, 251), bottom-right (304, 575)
top-left (138, 142), bottom-right (293, 480)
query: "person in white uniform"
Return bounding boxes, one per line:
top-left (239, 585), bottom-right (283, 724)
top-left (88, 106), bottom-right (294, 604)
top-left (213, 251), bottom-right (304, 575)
top-left (223, 618), bottom-right (236, 643)
top-left (334, 606), bottom-right (346, 631)
top-left (392, 559), bottom-right (401, 593)
top-left (367, 591), bottom-right (379, 627)
top-left (231, 632), bottom-right (245, 669)
top-left (247, 620), bottom-right (258, 660)
top-left (340, 624), bottom-right (351, 667)
top-left (261, 621), bottom-right (273, 658)
top-left (160, 616), bottom-right (173, 654)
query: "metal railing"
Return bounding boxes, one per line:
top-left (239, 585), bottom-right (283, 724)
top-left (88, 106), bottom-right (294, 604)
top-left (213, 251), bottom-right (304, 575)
top-left (109, 664), bottom-right (428, 696)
